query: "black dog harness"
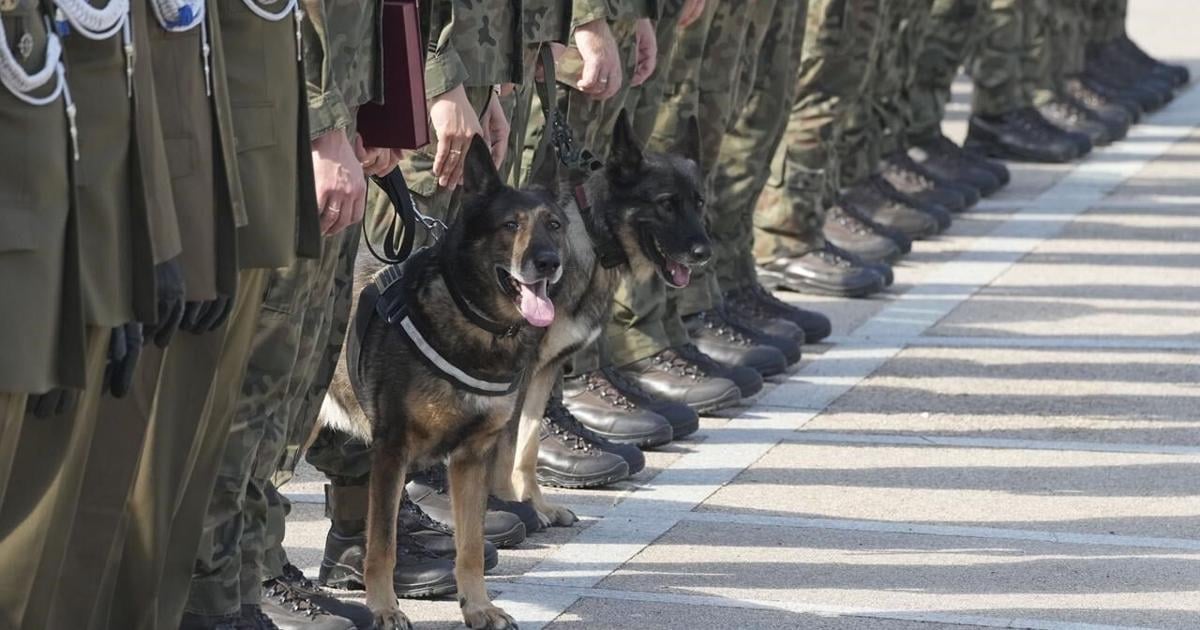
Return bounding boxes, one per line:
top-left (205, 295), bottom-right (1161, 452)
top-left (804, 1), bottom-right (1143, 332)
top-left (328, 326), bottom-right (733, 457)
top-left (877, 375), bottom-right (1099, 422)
top-left (348, 252), bottom-right (520, 398)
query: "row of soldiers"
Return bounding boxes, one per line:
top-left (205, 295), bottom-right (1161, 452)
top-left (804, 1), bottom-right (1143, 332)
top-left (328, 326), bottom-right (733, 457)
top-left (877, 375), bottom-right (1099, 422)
top-left (0, 0), bottom-right (1186, 630)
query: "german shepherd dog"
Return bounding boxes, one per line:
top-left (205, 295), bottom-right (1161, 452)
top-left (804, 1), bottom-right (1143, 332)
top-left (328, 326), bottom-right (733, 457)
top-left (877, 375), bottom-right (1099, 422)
top-left (493, 111), bottom-right (712, 529)
top-left (321, 136), bottom-right (569, 630)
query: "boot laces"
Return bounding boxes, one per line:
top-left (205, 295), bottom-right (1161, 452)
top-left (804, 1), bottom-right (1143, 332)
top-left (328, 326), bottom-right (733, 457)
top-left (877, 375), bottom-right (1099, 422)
top-left (263, 579), bottom-right (324, 620)
top-left (584, 371), bottom-right (636, 410)
top-left (653, 349), bottom-right (708, 380)
top-left (544, 401), bottom-right (604, 451)
top-left (401, 493), bottom-right (453, 535)
top-left (698, 310), bottom-right (755, 345)
top-left (886, 155), bottom-right (936, 190)
top-left (829, 205), bottom-right (874, 235)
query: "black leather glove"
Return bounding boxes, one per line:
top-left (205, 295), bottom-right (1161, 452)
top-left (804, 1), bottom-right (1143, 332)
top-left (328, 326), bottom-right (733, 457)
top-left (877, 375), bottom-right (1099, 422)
top-left (180, 294), bottom-right (233, 334)
top-left (103, 322), bottom-right (144, 398)
top-left (26, 388), bottom-right (80, 418)
top-left (145, 258), bottom-right (186, 348)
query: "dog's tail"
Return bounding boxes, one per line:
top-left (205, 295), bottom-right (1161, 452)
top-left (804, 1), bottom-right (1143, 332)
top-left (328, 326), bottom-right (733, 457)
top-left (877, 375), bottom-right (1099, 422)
top-left (319, 392), bottom-right (374, 444)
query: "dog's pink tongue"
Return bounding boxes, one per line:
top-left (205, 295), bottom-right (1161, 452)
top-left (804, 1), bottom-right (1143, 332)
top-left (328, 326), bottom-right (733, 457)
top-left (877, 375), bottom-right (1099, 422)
top-left (667, 261), bottom-right (692, 287)
top-left (517, 281), bottom-right (555, 327)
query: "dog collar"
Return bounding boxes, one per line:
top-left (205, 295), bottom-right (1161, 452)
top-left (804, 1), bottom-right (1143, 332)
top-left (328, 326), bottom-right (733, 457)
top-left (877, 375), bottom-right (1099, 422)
top-left (575, 185), bottom-right (627, 270)
top-left (440, 257), bottom-right (521, 339)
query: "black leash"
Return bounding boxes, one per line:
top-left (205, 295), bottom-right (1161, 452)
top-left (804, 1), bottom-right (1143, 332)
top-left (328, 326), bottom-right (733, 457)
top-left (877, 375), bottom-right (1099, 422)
top-left (364, 167), bottom-right (447, 265)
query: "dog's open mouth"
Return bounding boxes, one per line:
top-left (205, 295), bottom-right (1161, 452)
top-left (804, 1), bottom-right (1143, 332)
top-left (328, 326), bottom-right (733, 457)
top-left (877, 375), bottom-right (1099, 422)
top-left (497, 267), bottom-right (555, 328)
top-left (643, 233), bottom-right (694, 289)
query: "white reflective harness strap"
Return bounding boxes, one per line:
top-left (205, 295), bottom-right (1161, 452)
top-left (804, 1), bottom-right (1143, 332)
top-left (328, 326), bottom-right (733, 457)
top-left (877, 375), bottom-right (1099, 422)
top-left (0, 16), bottom-right (76, 159)
top-left (396, 315), bottom-right (514, 395)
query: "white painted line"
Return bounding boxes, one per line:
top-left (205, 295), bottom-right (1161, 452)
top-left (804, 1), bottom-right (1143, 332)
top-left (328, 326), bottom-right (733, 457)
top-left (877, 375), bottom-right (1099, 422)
top-left (779, 431), bottom-right (1200, 456)
top-left (823, 335), bottom-right (1200, 352)
top-left (676, 511), bottom-right (1200, 552)
top-left (501, 86), bottom-right (1200, 629)
top-left (495, 582), bottom-right (1159, 630)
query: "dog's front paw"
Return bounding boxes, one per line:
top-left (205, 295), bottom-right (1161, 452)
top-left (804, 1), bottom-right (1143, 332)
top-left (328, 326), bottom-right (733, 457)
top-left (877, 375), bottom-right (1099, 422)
top-left (536, 502), bottom-right (578, 527)
top-left (373, 609), bottom-right (413, 630)
top-left (462, 603), bottom-right (518, 629)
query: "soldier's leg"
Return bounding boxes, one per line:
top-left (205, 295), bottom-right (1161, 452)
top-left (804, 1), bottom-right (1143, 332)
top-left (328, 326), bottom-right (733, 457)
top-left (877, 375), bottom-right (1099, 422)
top-left (0, 393), bottom-right (27, 506)
top-left (153, 269), bottom-right (272, 628)
top-left (837, 0), bottom-right (892, 188)
top-left (968, 0), bottom-right (1029, 117)
top-left (0, 327), bottom-right (106, 630)
top-left (755, 0), bottom-right (869, 262)
top-left (715, 0), bottom-right (806, 295)
top-left (908, 0), bottom-right (986, 142)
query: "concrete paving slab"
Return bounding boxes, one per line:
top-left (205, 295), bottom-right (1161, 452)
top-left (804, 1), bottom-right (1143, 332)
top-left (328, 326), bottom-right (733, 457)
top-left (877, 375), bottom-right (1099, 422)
top-left (802, 346), bottom-right (1200, 447)
top-left (596, 521), bottom-right (1200, 629)
top-left (547, 597), bottom-right (975, 630)
top-left (699, 442), bottom-right (1200, 539)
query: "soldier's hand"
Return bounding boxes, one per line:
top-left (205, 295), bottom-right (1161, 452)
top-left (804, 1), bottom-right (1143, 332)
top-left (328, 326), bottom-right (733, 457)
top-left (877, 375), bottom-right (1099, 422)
top-left (103, 322), bottom-right (143, 399)
top-left (145, 257), bottom-right (186, 348)
top-left (180, 295), bottom-right (233, 334)
top-left (573, 19), bottom-right (622, 99)
top-left (26, 388), bottom-right (79, 418)
top-left (535, 43), bottom-right (567, 82)
top-left (354, 135), bottom-right (401, 178)
top-left (480, 91), bottom-right (510, 168)
top-left (679, 0), bottom-right (706, 27)
top-left (312, 128), bottom-right (367, 235)
top-left (429, 85), bottom-right (485, 189)
top-left (630, 18), bottom-right (658, 87)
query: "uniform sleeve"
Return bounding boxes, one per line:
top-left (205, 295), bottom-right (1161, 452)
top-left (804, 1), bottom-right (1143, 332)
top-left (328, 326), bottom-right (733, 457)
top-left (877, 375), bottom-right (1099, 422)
top-left (423, 0), bottom-right (470, 99)
top-left (301, 0), bottom-right (353, 138)
top-left (571, 0), bottom-right (612, 30)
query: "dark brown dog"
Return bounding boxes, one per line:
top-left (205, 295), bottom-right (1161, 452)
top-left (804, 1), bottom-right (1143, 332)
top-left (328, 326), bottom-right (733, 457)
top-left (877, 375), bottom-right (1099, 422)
top-left (322, 135), bottom-right (568, 630)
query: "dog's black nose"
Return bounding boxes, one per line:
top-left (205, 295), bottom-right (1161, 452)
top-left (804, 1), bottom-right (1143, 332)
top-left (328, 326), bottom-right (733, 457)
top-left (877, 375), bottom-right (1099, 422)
top-left (689, 242), bottom-right (712, 264)
top-left (533, 251), bottom-right (561, 275)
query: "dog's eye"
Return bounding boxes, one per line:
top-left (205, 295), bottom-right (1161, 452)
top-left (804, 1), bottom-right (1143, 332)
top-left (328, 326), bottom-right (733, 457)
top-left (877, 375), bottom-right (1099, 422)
top-left (547, 219), bottom-right (562, 231)
top-left (503, 220), bottom-right (520, 231)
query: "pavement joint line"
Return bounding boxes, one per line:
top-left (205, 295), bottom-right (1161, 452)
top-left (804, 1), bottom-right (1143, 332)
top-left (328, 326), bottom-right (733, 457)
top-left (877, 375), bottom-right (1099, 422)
top-left (492, 582), bottom-right (1159, 630)
top-left (824, 335), bottom-right (1200, 352)
top-left (777, 431), bottom-right (1200, 456)
top-left (501, 86), bottom-right (1200, 629)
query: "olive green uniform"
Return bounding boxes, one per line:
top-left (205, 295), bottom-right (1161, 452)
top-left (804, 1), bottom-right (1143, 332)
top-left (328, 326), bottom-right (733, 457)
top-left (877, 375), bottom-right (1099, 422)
top-left (1088, 0), bottom-right (1126, 45)
top-left (968, 0), bottom-right (1033, 116)
top-left (907, 0), bottom-right (986, 142)
top-left (0, 2), bottom-right (86, 626)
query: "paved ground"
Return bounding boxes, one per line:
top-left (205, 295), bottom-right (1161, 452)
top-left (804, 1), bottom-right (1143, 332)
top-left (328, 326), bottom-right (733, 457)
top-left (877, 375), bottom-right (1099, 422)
top-left (282, 3), bottom-right (1200, 628)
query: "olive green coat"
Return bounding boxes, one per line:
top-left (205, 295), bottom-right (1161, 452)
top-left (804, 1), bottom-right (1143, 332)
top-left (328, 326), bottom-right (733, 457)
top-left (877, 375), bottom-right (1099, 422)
top-left (0, 0), bottom-right (85, 392)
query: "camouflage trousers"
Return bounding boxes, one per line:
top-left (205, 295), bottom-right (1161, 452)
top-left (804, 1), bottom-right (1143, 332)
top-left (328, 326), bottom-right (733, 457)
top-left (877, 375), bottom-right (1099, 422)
top-left (755, 0), bottom-right (879, 262)
top-left (1087, 0), bottom-right (1126, 44)
top-left (968, 0), bottom-right (1032, 116)
top-left (908, 0), bottom-right (986, 141)
top-left (187, 228), bottom-right (358, 616)
top-left (1023, 0), bottom-right (1089, 107)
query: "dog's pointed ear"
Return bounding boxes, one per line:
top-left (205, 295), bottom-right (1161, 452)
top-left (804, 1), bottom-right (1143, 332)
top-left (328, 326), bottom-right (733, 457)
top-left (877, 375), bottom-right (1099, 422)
top-left (675, 116), bottom-right (701, 165)
top-left (463, 134), bottom-right (504, 198)
top-left (608, 109), bottom-right (644, 182)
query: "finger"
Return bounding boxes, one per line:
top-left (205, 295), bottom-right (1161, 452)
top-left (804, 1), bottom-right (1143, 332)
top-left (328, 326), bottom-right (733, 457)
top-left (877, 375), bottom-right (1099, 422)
top-left (433, 138), bottom-right (453, 185)
top-left (181, 300), bottom-right (205, 332)
top-left (602, 64), bottom-right (622, 99)
top-left (156, 299), bottom-right (184, 348)
top-left (449, 139), bottom-right (469, 189)
top-left (441, 139), bottom-right (465, 189)
top-left (578, 56), bottom-right (603, 94)
top-left (29, 392), bottom-right (54, 418)
top-left (352, 134), bottom-right (368, 161)
top-left (320, 194), bottom-right (345, 235)
top-left (206, 297), bottom-right (234, 332)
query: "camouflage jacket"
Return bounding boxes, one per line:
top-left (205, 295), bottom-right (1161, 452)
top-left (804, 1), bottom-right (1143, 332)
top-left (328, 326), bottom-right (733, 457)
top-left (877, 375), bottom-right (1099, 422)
top-left (423, 0), bottom-right (522, 98)
top-left (571, 0), bottom-right (653, 29)
top-left (302, 0), bottom-right (382, 138)
top-left (524, 0), bottom-right (569, 44)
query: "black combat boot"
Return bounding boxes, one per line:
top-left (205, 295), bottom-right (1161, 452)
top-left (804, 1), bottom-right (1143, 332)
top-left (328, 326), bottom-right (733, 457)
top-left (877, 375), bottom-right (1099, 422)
top-left (879, 151), bottom-right (977, 212)
top-left (908, 134), bottom-right (1005, 196)
top-left (537, 399), bottom-right (638, 486)
top-left (406, 465), bottom-right (527, 548)
top-left (841, 177), bottom-right (946, 239)
top-left (1087, 42), bottom-right (1175, 109)
top-left (725, 283), bottom-right (833, 344)
top-left (564, 370), bottom-right (675, 448)
top-left (965, 108), bottom-right (1082, 163)
top-left (673, 344), bottom-right (764, 399)
top-left (317, 518), bottom-right (457, 598)
top-left (1114, 35), bottom-right (1188, 87)
top-left (758, 242), bottom-right (886, 298)
top-left (398, 494), bottom-right (499, 569)
top-left (822, 203), bottom-right (904, 264)
top-left (617, 347), bottom-right (745, 412)
top-left (261, 564), bottom-right (373, 630)
top-left (683, 309), bottom-right (790, 376)
top-left (601, 366), bottom-right (700, 439)
top-left (1038, 95), bottom-right (1123, 147)
top-left (1063, 76), bottom-right (1140, 125)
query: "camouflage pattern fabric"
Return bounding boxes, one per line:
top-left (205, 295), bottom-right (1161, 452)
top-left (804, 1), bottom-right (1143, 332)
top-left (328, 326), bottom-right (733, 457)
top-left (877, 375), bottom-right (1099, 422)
top-left (967, 0), bottom-right (1031, 116)
top-left (754, 0), bottom-right (878, 262)
top-left (302, 0), bottom-right (381, 137)
top-left (836, 0), bottom-right (891, 188)
top-left (880, 0), bottom-right (935, 158)
top-left (1087, 0), bottom-right (1126, 44)
top-left (698, 0), bottom-right (806, 289)
top-left (907, 0), bottom-right (985, 142)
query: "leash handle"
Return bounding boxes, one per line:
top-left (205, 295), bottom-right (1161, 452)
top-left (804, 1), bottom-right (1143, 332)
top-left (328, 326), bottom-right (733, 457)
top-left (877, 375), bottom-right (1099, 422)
top-left (533, 44), bottom-right (603, 177)
top-left (366, 167), bottom-right (447, 264)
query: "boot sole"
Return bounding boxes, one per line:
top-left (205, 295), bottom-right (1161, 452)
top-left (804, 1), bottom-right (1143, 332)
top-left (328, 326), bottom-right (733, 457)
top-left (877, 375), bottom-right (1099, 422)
top-left (536, 459), bottom-right (630, 489)
top-left (762, 268), bottom-right (886, 299)
top-left (669, 416), bottom-right (701, 440)
top-left (691, 386), bottom-right (744, 415)
top-left (588, 423), bottom-right (675, 449)
top-left (964, 138), bottom-right (1078, 164)
top-left (319, 562), bottom-right (458, 599)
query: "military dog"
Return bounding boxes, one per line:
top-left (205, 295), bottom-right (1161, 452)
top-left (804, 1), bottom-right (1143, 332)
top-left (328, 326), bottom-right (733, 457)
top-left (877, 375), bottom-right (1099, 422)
top-left (321, 136), bottom-right (568, 630)
top-left (494, 111), bottom-right (712, 528)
